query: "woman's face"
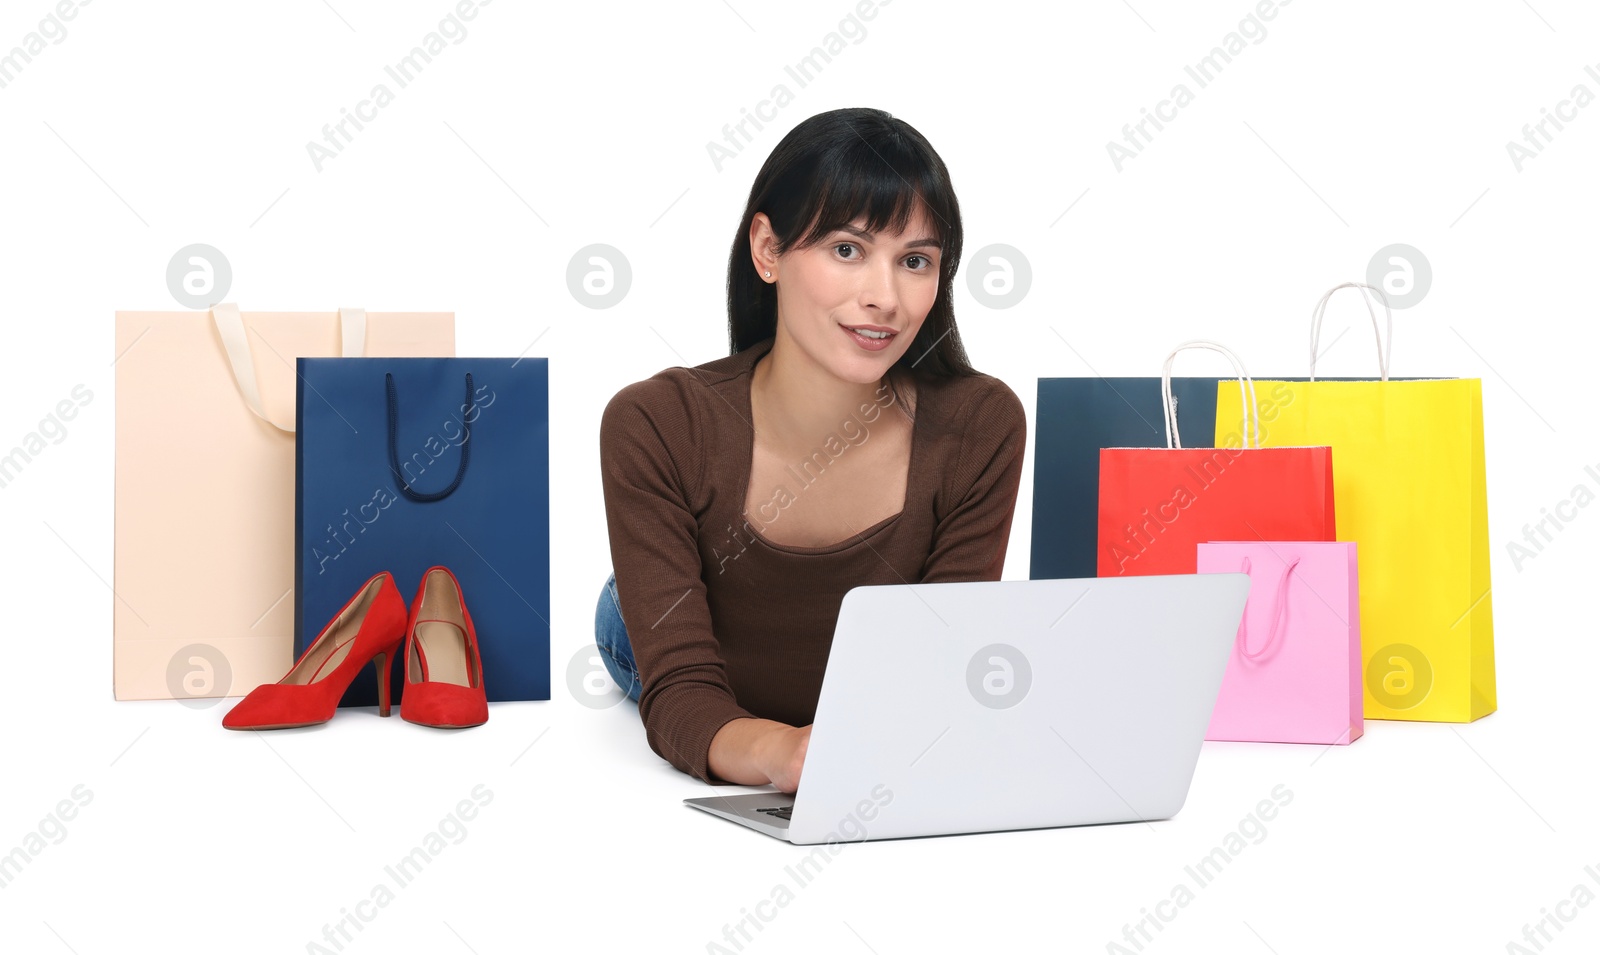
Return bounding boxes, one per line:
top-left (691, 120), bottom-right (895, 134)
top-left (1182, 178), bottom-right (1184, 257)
top-left (759, 203), bottom-right (943, 385)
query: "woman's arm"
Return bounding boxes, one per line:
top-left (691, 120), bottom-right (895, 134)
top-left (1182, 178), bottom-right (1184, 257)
top-left (599, 379), bottom-right (758, 783)
top-left (920, 382), bottom-right (1029, 583)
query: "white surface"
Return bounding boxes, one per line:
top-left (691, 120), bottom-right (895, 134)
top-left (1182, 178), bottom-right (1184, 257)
top-left (1, 1), bottom-right (1596, 952)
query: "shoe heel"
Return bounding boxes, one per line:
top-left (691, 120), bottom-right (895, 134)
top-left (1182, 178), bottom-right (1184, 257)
top-left (376, 649), bottom-right (395, 717)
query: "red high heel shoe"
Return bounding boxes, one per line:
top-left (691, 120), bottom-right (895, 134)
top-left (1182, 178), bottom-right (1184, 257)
top-left (222, 571), bottom-right (408, 729)
top-left (401, 566), bottom-right (488, 728)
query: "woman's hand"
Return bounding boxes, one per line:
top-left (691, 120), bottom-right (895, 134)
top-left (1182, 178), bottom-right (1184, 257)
top-left (709, 718), bottom-right (812, 792)
top-left (757, 723), bottom-right (811, 793)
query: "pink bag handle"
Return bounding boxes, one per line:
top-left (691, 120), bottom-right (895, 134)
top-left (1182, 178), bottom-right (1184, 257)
top-left (1236, 555), bottom-right (1301, 661)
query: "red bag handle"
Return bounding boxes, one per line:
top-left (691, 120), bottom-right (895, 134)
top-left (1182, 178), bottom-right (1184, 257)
top-left (1160, 340), bottom-right (1260, 450)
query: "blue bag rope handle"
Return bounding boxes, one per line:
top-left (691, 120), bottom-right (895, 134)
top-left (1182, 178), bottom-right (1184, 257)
top-left (385, 371), bottom-right (473, 502)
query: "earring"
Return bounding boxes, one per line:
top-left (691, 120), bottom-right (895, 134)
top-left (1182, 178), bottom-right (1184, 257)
top-left (764, 271), bottom-right (771, 278)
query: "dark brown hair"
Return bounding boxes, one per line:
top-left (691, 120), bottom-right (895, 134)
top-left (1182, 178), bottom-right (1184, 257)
top-left (725, 107), bottom-right (978, 391)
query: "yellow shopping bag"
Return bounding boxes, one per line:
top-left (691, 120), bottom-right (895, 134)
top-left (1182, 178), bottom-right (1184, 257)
top-left (1215, 283), bottom-right (1495, 722)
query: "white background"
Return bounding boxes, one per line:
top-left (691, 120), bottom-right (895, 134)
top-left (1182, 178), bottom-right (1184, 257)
top-left (1, 1), bottom-right (1596, 952)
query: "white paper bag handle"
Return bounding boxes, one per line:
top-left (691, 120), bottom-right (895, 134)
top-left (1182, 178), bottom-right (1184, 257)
top-left (1161, 340), bottom-right (1260, 450)
top-left (210, 303), bottom-right (367, 433)
top-left (1309, 282), bottom-right (1391, 382)
top-left (1237, 555), bottom-right (1300, 662)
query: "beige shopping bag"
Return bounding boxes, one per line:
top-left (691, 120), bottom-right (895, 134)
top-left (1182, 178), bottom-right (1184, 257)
top-left (113, 305), bottom-right (454, 700)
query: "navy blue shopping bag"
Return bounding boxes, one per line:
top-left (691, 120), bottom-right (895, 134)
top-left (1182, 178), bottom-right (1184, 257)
top-left (295, 357), bottom-right (550, 706)
top-left (1029, 377), bottom-right (1223, 581)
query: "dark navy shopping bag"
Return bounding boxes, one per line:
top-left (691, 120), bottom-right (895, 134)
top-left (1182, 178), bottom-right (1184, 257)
top-left (295, 357), bottom-right (550, 706)
top-left (1029, 377), bottom-right (1223, 581)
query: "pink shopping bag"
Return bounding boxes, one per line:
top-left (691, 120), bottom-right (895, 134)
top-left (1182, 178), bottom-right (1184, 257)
top-left (1197, 541), bottom-right (1362, 744)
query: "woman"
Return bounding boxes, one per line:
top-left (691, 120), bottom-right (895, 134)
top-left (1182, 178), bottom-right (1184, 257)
top-left (596, 107), bottom-right (1027, 792)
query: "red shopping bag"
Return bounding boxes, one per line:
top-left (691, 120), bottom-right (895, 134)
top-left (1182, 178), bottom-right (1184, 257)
top-left (1097, 341), bottom-right (1336, 576)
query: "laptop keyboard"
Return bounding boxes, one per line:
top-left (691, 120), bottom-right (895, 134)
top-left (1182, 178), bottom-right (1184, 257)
top-left (756, 806), bottom-right (793, 821)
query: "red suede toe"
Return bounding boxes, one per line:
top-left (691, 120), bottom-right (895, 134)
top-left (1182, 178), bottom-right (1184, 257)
top-left (401, 680), bottom-right (488, 728)
top-left (222, 683), bottom-right (337, 729)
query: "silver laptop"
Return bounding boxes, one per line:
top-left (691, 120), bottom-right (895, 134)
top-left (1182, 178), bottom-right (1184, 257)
top-left (685, 572), bottom-right (1250, 844)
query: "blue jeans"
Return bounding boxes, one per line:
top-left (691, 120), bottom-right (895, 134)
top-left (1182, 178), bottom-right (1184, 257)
top-left (594, 571), bottom-right (642, 703)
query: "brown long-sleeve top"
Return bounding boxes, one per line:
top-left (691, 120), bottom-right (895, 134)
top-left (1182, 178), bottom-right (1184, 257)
top-left (598, 335), bottom-right (1028, 782)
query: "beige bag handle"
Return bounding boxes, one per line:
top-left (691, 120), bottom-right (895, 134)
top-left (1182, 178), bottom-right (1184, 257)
top-left (210, 303), bottom-right (367, 433)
